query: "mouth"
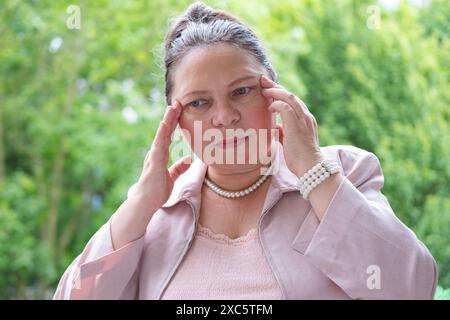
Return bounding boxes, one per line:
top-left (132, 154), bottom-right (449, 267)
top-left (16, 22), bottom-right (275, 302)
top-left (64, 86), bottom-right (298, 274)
top-left (214, 135), bottom-right (248, 149)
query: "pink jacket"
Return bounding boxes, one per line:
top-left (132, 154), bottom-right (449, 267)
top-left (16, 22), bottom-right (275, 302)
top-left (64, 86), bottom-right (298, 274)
top-left (53, 142), bottom-right (438, 299)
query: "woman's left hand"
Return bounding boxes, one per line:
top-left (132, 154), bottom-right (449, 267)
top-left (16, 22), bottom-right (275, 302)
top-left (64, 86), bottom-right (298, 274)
top-left (260, 74), bottom-right (325, 178)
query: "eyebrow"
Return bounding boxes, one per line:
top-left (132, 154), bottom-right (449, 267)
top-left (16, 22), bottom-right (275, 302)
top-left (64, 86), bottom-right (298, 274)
top-left (181, 75), bottom-right (257, 100)
top-left (227, 75), bottom-right (257, 87)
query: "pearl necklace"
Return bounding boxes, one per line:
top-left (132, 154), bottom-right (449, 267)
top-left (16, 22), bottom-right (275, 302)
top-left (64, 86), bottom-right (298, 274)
top-left (203, 163), bottom-right (274, 198)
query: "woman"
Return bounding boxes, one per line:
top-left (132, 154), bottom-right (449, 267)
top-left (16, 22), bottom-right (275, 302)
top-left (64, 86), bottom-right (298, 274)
top-left (54, 2), bottom-right (437, 300)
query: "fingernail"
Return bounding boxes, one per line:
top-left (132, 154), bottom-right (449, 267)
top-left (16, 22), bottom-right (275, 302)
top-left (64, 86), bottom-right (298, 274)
top-left (261, 75), bottom-right (270, 82)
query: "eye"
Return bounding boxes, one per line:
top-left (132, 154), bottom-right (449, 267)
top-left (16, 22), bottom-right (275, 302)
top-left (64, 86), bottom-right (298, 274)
top-left (233, 87), bottom-right (252, 96)
top-left (188, 99), bottom-right (208, 108)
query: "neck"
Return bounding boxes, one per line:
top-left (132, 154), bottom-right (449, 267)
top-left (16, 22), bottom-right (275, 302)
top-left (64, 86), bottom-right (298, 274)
top-left (203, 138), bottom-right (279, 192)
top-left (205, 163), bottom-right (272, 192)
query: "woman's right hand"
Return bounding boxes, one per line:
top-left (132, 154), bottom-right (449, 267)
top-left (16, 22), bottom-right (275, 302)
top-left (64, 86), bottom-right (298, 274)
top-left (129, 100), bottom-right (192, 212)
top-left (111, 100), bottom-right (191, 250)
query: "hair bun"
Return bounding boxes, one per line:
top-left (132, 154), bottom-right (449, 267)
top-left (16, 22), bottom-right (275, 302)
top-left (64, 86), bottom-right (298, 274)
top-left (185, 1), bottom-right (240, 24)
top-left (164, 1), bottom-right (242, 52)
top-left (185, 1), bottom-right (215, 23)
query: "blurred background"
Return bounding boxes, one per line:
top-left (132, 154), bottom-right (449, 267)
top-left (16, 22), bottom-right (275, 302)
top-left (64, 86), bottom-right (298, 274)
top-left (0, 0), bottom-right (449, 299)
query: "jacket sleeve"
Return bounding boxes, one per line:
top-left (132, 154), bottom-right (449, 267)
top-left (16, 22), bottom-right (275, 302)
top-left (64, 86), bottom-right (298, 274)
top-left (294, 147), bottom-right (438, 299)
top-left (53, 215), bottom-right (145, 300)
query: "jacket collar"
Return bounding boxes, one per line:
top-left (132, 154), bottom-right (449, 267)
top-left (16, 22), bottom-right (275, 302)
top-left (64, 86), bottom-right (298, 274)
top-left (161, 140), bottom-right (300, 210)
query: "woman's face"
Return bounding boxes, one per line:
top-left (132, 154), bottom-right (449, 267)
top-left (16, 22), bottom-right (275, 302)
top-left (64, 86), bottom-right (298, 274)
top-left (171, 43), bottom-right (276, 172)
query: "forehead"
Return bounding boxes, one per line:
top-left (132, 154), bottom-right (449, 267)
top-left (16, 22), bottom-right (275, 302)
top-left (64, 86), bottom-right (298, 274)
top-left (171, 43), bottom-right (265, 96)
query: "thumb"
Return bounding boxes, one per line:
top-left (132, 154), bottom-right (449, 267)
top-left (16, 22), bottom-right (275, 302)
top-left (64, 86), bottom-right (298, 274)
top-left (168, 155), bottom-right (192, 181)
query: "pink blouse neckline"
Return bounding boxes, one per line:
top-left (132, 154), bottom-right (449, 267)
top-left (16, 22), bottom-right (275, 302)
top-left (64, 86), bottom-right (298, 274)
top-left (197, 223), bottom-right (258, 246)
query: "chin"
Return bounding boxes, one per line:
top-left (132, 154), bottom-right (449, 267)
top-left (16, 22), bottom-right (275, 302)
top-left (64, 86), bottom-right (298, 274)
top-left (195, 136), bottom-right (275, 169)
top-left (208, 162), bottom-right (263, 175)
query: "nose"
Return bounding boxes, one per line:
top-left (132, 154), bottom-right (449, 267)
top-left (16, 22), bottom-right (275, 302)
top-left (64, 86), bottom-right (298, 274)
top-left (211, 101), bottom-right (240, 127)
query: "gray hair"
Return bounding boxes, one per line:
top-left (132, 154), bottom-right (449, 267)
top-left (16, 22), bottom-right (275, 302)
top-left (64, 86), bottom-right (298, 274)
top-left (163, 1), bottom-right (278, 105)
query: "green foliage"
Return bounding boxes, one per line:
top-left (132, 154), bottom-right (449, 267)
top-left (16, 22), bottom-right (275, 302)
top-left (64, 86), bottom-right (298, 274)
top-left (435, 286), bottom-right (450, 300)
top-left (0, 0), bottom-right (448, 298)
top-left (248, 0), bottom-right (449, 291)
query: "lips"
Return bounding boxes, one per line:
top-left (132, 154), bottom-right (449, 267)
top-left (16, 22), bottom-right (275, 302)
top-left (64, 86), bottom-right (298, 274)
top-left (214, 136), bottom-right (248, 149)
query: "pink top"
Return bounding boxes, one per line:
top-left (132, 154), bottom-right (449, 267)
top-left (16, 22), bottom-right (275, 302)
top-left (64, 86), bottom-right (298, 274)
top-left (53, 143), bottom-right (438, 300)
top-left (161, 223), bottom-right (283, 300)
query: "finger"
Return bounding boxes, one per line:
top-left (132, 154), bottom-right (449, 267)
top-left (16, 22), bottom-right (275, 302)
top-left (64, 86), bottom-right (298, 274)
top-left (145, 102), bottom-right (184, 169)
top-left (147, 122), bottom-right (170, 164)
top-left (168, 100), bottom-right (183, 138)
top-left (153, 101), bottom-right (184, 150)
top-left (146, 120), bottom-right (169, 165)
top-left (158, 106), bottom-right (179, 146)
top-left (168, 154), bottom-right (192, 181)
top-left (260, 75), bottom-right (313, 117)
top-left (153, 119), bottom-right (168, 149)
top-left (260, 74), bottom-right (282, 89)
top-left (162, 105), bottom-right (177, 131)
top-left (261, 87), bottom-right (307, 119)
top-left (267, 101), bottom-right (299, 127)
top-left (296, 97), bottom-right (314, 118)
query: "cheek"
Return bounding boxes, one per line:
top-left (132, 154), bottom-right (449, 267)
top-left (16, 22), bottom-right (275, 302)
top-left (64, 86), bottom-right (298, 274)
top-left (244, 99), bottom-right (273, 126)
top-left (259, 96), bottom-right (276, 127)
top-left (177, 115), bottom-right (193, 143)
top-left (178, 114), bottom-right (211, 148)
top-left (178, 111), bottom-right (201, 130)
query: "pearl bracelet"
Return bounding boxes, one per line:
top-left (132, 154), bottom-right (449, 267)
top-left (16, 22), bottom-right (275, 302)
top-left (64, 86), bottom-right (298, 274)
top-left (296, 159), bottom-right (342, 200)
